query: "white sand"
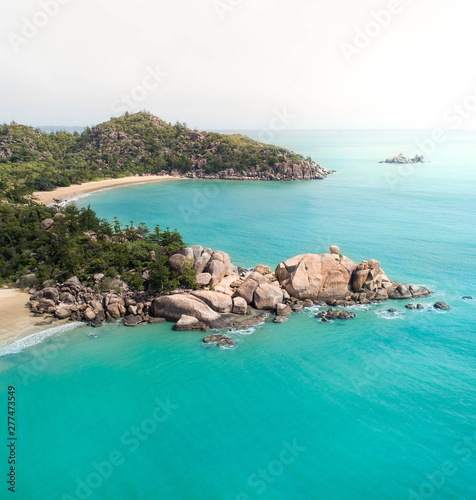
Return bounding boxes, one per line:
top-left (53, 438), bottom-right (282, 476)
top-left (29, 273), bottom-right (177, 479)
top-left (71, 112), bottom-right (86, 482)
top-left (33, 174), bottom-right (182, 205)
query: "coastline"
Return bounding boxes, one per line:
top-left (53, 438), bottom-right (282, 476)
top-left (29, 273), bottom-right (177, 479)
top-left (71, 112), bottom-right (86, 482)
top-left (32, 174), bottom-right (182, 205)
top-left (0, 175), bottom-right (182, 350)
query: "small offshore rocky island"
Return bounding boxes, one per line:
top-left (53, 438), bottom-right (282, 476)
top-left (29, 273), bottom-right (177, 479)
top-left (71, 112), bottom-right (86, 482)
top-left (380, 153), bottom-right (424, 164)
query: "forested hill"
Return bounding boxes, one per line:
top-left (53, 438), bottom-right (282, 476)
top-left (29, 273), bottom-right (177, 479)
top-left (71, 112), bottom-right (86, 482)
top-left (0, 112), bottom-right (330, 201)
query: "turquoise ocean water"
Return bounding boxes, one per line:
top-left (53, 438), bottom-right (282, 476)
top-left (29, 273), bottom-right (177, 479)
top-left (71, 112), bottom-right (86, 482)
top-left (1, 130), bottom-right (475, 499)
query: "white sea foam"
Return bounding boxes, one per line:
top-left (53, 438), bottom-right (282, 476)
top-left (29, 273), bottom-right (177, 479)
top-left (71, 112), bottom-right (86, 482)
top-left (305, 305), bottom-right (322, 317)
top-left (222, 321), bottom-right (266, 336)
top-left (0, 322), bottom-right (82, 356)
top-left (376, 310), bottom-right (405, 320)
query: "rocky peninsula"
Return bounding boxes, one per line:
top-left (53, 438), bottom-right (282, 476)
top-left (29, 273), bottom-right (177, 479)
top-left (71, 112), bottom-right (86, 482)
top-left (0, 112), bottom-right (332, 205)
top-left (27, 245), bottom-right (432, 345)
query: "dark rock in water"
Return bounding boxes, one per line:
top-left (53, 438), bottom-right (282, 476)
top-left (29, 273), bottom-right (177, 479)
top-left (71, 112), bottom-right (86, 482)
top-left (217, 338), bottom-right (235, 348)
top-left (387, 283), bottom-right (432, 300)
top-left (211, 309), bottom-right (269, 330)
top-left (405, 304), bottom-right (415, 309)
top-left (416, 304), bottom-right (424, 309)
top-left (316, 308), bottom-right (356, 321)
top-left (203, 334), bottom-right (226, 343)
top-left (462, 296), bottom-right (473, 300)
top-left (148, 317), bottom-right (166, 324)
top-left (90, 310), bottom-right (105, 327)
top-left (123, 315), bottom-right (143, 327)
top-left (434, 301), bottom-right (450, 310)
top-left (203, 334), bottom-right (236, 348)
top-left (387, 308), bottom-right (397, 313)
top-left (273, 316), bottom-right (287, 323)
top-left (105, 312), bottom-right (116, 323)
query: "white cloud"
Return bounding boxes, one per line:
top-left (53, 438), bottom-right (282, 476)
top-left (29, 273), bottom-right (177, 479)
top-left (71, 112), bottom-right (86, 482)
top-left (1, 0), bottom-right (475, 129)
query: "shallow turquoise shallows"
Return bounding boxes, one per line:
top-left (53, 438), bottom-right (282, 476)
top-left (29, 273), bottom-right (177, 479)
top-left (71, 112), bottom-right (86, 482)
top-left (1, 130), bottom-right (476, 500)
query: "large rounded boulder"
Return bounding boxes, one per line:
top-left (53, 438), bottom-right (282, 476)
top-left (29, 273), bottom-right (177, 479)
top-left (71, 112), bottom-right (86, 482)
top-left (275, 253), bottom-right (357, 301)
top-left (191, 290), bottom-right (233, 313)
top-left (151, 295), bottom-right (221, 325)
top-left (253, 283), bottom-right (283, 310)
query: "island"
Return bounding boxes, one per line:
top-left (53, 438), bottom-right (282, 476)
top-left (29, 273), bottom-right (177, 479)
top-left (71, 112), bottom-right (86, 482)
top-left (379, 154), bottom-right (424, 164)
top-left (0, 111), bottom-right (332, 204)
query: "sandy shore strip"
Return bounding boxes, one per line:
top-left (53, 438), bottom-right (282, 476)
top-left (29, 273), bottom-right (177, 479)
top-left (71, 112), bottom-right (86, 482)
top-left (0, 288), bottom-right (55, 347)
top-left (33, 174), bottom-right (182, 205)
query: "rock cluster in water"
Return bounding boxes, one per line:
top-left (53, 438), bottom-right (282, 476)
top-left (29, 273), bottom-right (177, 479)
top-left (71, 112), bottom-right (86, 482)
top-left (27, 246), bottom-right (433, 336)
top-left (380, 154), bottom-right (424, 164)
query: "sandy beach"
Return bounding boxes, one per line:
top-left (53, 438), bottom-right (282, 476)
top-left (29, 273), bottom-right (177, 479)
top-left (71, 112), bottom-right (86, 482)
top-left (33, 174), bottom-right (182, 205)
top-left (0, 288), bottom-right (56, 347)
top-left (0, 175), bottom-right (182, 349)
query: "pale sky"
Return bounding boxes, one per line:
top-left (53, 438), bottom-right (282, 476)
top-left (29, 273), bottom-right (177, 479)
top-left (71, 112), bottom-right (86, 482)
top-left (1, 0), bottom-right (476, 130)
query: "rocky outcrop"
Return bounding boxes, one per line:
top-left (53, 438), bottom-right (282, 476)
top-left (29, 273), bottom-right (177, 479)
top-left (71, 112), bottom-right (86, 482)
top-left (380, 154), bottom-right (424, 164)
top-left (275, 248), bottom-right (431, 305)
top-left (28, 278), bottom-right (156, 328)
top-left (275, 253), bottom-right (358, 301)
top-left (316, 309), bottom-right (356, 321)
top-left (27, 244), bottom-right (433, 341)
top-left (203, 334), bottom-right (236, 348)
top-left (184, 160), bottom-right (332, 181)
top-left (124, 315), bottom-right (144, 327)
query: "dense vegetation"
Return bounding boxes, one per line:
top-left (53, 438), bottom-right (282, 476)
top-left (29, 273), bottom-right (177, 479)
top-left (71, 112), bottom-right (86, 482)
top-left (0, 202), bottom-right (198, 292)
top-left (0, 111), bottom-right (311, 201)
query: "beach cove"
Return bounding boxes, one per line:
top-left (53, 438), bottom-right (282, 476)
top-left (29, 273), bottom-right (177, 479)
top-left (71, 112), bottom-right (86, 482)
top-left (32, 174), bottom-right (182, 205)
